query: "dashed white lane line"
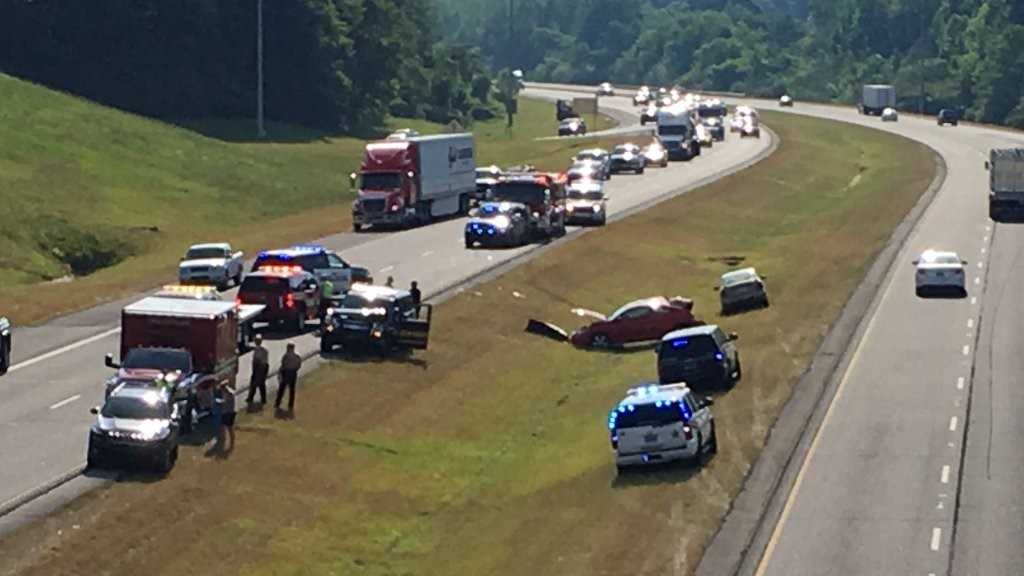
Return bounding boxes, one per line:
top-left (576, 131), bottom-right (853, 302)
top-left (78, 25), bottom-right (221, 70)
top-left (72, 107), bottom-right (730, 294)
top-left (8, 326), bottom-right (121, 374)
top-left (974, 277), bottom-right (981, 285)
top-left (967, 318), bottom-right (974, 329)
top-left (971, 296), bottom-right (978, 305)
top-left (941, 465), bottom-right (950, 484)
top-left (931, 527), bottom-right (942, 552)
top-left (49, 394), bottom-right (81, 410)
top-left (379, 265), bottom-right (395, 273)
top-left (950, 416), bottom-right (959, 432)
top-left (421, 250), bottom-right (434, 257)
top-left (977, 261), bottom-right (984, 269)
top-left (957, 377), bottom-right (965, 390)
top-left (962, 345), bottom-right (970, 356)
top-left (981, 247), bottom-right (987, 254)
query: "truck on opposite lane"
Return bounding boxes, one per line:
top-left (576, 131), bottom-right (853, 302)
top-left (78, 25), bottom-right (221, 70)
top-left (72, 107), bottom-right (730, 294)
top-left (351, 134), bottom-right (476, 231)
top-left (987, 148), bottom-right (1024, 220)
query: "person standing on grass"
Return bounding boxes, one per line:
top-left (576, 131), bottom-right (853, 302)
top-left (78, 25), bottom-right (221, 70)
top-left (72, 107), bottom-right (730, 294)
top-left (409, 281), bottom-right (422, 316)
top-left (385, 276), bottom-right (395, 288)
top-left (246, 334), bottom-right (269, 408)
top-left (276, 343), bottom-right (301, 414)
top-left (216, 381), bottom-right (237, 452)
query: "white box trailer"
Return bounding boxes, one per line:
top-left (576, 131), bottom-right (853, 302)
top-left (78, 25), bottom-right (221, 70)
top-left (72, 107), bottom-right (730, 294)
top-left (860, 85), bottom-right (896, 116)
top-left (987, 148), bottom-right (1024, 219)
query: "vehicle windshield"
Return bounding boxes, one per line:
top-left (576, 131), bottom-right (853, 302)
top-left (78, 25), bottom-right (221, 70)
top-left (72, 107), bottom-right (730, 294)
top-left (614, 402), bottom-right (688, 428)
top-left (660, 335), bottom-right (719, 359)
top-left (253, 252), bottom-right (327, 272)
top-left (722, 271), bottom-right (756, 287)
top-left (361, 172), bottom-right (402, 190)
top-left (185, 247), bottom-right (226, 260)
top-left (101, 395), bottom-right (169, 420)
top-left (489, 183), bottom-right (546, 204)
top-left (340, 293), bottom-right (384, 309)
top-left (568, 189), bottom-right (604, 200)
top-left (613, 146), bottom-right (637, 154)
top-left (476, 168), bottom-right (499, 178)
top-left (576, 151), bottom-right (603, 161)
top-left (123, 349), bottom-right (192, 372)
top-left (925, 253), bottom-right (961, 265)
top-left (658, 125), bottom-right (690, 136)
top-left (700, 106), bottom-right (727, 118)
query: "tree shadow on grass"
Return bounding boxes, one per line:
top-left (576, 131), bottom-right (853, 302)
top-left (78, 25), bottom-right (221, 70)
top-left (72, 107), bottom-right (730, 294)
top-left (173, 117), bottom-right (393, 144)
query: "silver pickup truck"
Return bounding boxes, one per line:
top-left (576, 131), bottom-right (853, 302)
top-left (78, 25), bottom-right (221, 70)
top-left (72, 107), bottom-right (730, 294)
top-left (178, 243), bottom-right (245, 289)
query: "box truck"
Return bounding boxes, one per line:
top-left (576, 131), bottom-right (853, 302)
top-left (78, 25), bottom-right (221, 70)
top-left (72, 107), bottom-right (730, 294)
top-left (860, 84), bottom-right (896, 116)
top-left (351, 134), bottom-right (476, 231)
top-left (987, 148), bottom-right (1024, 220)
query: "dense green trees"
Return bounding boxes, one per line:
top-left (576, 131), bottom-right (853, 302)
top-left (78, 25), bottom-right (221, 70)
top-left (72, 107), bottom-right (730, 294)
top-left (437, 0), bottom-right (1024, 127)
top-left (0, 0), bottom-right (496, 132)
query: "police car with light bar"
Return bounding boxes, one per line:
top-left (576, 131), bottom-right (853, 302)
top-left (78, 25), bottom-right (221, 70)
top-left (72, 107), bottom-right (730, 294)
top-left (608, 382), bottom-right (716, 471)
top-left (251, 245), bottom-right (371, 293)
top-left (320, 283), bottom-right (432, 354)
top-left (465, 201), bottom-right (530, 248)
top-left (238, 265), bottom-right (321, 332)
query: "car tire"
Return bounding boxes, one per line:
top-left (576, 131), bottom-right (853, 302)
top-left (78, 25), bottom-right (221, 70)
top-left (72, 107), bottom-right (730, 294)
top-left (295, 309), bottom-right (306, 333)
top-left (234, 271), bottom-right (243, 287)
top-left (156, 445), bottom-right (177, 474)
top-left (690, 432), bottom-right (705, 467)
top-left (320, 338), bottom-right (333, 354)
top-left (637, 166), bottom-right (645, 175)
top-left (353, 223), bottom-right (362, 233)
top-left (0, 339), bottom-right (8, 375)
top-left (591, 333), bottom-right (612, 349)
top-left (762, 297), bottom-right (770, 308)
top-left (87, 442), bottom-right (103, 470)
top-left (708, 423), bottom-right (719, 455)
top-left (180, 400), bottom-right (194, 436)
top-left (733, 356), bottom-right (742, 383)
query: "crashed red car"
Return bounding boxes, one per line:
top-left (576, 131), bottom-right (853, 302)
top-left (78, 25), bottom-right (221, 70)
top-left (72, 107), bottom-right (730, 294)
top-left (569, 296), bottom-right (703, 348)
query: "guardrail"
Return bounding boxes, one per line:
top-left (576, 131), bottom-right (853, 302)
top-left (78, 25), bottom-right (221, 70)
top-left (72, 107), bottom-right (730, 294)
top-left (525, 81), bottom-right (747, 99)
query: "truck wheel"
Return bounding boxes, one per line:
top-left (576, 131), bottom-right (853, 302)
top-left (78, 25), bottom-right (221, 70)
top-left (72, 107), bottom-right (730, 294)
top-left (353, 223), bottom-right (362, 233)
top-left (708, 423), bottom-right (718, 454)
top-left (464, 237), bottom-right (474, 249)
top-left (180, 401), bottom-right (194, 436)
top-left (294, 310), bottom-right (306, 333)
top-left (156, 445), bottom-right (177, 474)
top-left (320, 338), bottom-right (333, 354)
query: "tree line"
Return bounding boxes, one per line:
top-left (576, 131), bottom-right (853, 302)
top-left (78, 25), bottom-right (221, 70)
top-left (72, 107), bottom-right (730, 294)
top-left (0, 0), bottom-right (497, 132)
top-left (437, 0), bottom-right (1024, 127)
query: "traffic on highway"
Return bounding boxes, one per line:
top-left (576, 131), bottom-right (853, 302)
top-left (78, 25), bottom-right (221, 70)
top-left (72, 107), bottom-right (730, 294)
top-left (5, 77), bottom-right (1024, 576)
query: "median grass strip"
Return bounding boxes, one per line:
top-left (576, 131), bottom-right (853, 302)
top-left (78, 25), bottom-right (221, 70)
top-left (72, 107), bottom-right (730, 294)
top-left (0, 112), bottom-right (935, 576)
top-left (0, 72), bottom-right (616, 324)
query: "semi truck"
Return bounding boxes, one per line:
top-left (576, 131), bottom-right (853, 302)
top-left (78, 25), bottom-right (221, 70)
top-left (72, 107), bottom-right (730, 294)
top-left (104, 297), bottom-right (254, 433)
top-left (656, 104), bottom-right (700, 161)
top-left (351, 134), bottom-right (476, 231)
top-left (986, 148), bottom-right (1024, 220)
top-left (859, 84), bottom-right (896, 116)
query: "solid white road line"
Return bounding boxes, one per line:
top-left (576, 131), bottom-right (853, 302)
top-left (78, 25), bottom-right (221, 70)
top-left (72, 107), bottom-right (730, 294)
top-left (950, 417), bottom-right (958, 432)
top-left (941, 465), bottom-right (950, 484)
top-left (48, 394), bottom-right (81, 410)
top-left (931, 527), bottom-right (942, 552)
top-left (957, 377), bottom-right (965, 390)
top-left (8, 327), bottom-right (121, 374)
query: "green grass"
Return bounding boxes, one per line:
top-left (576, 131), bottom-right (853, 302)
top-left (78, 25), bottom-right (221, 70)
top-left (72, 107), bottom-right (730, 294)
top-left (0, 112), bottom-right (936, 576)
top-left (0, 73), bottom-right (618, 324)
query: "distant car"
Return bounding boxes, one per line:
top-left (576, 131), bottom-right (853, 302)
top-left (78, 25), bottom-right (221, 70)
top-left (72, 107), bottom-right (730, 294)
top-left (0, 317), bottom-right (10, 374)
top-left (573, 149), bottom-right (612, 179)
top-left (779, 95), bottom-right (794, 107)
top-left (739, 118), bottom-right (761, 138)
top-left (558, 117), bottom-right (587, 136)
top-left (700, 116), bottom-right (726, 141)
top-left (640, 104), bottom-right (658, 125)
top-left (937, 108), bottom-right (959, 126)
top-left (695, 123), bottom-right (714, 148)
top-left (643, 141), bottom-right (669, 168)
top-left (607, 382), bottom-right (716, 471)
top-left (565, 180), bottom-right (607, 226)
top-left (567, 161), bottom-right (606, 183)
top-left (633, 87), bottom-right (651, 106)
top-left (716, 267), bottom-right (769, 314)
top-left (178, 243), bottom-right (245, 290)
top-left (474, 165), bottom-right (502, 202)
top-left (386, 128), bottom-right (420, 140)
top-left (914, 249), bottom-right (967, 296)
top-left (730, 115), bottom-right (746, 133)
top-left (597, 82), bottom-right (615, 96)
top-left (88, 384), bottom-right (180, 473)
top-left (656, 325), bottom-right (741, 390)
top-left (569, 296), bottom-right (703, 349)
top-left (610, 144), bottom-right (646, 174)
top-left (881, 107), bottom-right (899, 122)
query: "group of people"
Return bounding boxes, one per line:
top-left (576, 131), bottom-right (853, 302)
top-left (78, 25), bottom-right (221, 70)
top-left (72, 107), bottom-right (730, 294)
top-left (209, 277), bottom-right (424, 454)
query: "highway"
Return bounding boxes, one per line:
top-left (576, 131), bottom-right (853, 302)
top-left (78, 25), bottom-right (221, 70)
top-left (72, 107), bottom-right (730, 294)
top-left (700, 99), bottom-right (1024, 575)
top-left (0, 87), bottom-right (772, 521)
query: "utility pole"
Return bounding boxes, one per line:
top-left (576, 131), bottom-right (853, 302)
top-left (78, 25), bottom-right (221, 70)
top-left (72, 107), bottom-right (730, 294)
top-left (257, 0), bottom-right (266, 138)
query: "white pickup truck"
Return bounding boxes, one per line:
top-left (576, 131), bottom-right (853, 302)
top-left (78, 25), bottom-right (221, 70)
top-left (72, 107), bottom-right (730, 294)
top-left (178, 243), bottom-right (245, 289)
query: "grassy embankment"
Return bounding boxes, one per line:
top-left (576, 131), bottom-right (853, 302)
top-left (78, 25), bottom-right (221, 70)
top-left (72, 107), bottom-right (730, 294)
top-left (0, 112), bottom-right (936, 576)
top-left (0, 72), bottom-right (616, 324)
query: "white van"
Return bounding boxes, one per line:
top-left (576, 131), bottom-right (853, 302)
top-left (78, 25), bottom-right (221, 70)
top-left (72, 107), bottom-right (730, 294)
top-left (607, 382), bottom-right (717, 471)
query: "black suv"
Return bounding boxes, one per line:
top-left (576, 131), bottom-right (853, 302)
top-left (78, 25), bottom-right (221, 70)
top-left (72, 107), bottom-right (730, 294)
top-left (88, 383), bottom-right (180, 473)
top-left (320, 284), bottom-right (432, 354)
top-left (937, 109), bottom-right (959, 126)
top-left (656, 324), bottom-right (741, 390)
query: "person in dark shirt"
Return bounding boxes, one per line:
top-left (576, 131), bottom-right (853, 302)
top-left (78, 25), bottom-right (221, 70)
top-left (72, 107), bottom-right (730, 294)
top-left (410, 281), bottom-right (422, 316)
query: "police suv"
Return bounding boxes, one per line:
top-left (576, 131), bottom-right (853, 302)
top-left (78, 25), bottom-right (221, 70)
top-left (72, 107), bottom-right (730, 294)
top-left (252, 245), bottom-right (371, 294)
top-left (607, 382), bottom-right (716, 471)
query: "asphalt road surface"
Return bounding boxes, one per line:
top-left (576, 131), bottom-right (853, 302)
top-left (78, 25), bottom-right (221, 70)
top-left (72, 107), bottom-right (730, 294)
top-left (0, 88), bottom-right (771, 522)
top-left (537, 83), bottom-right (1024, 576)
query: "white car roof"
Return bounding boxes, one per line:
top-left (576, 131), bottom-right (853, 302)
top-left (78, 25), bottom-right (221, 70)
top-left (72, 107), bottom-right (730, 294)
top-left (617, 382), bottom-right (693, 408)
top-left (918, 249), bottom-right (961, 264)
top-left (721, 267), bottom-right (759, 285)
top-left (611, 296), bottom-right (671, 319)
top-left (188, 242), bottom-right (230, 251)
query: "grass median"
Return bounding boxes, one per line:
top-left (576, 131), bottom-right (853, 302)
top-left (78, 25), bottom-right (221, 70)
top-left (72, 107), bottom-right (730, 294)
top-left (0, 112), bottom-right (935, 576)
top-left (0, 71), bottom-right (616, 325)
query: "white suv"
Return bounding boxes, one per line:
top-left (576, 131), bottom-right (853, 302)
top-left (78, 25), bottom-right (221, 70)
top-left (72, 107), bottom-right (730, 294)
top-left (607, 382), bottom-right (717, 471)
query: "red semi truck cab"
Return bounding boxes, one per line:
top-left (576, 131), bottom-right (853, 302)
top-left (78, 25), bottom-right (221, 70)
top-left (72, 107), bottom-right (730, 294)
top-left (351, 134), bottom-right (476, 231)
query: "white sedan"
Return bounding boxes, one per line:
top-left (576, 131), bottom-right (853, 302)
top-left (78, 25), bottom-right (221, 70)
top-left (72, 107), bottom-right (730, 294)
top-left (913, 250), bottom-right (967, 296)
top-left (881, 107), bottom-right (899, 122)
